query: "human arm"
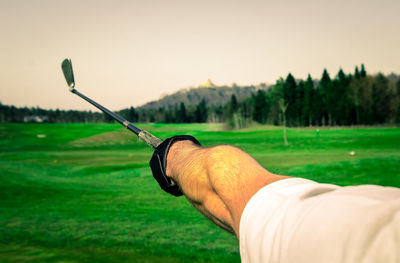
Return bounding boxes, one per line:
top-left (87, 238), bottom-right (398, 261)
top-left (164, 139), bottom-right (400, 262)
top-left (165, 140), bottom-right (289, 237)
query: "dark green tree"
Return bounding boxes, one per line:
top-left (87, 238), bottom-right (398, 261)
top-left (302, 75), bottom-right (314, 126)
top-left (268, 78), bottom-right (285, 125)
top-left (360, 64), bottom-right (367, 78)
top-left (296, 80), bottom-right (305, 126)
top-left (195, 99), bottom-right (208, 123)
top-left (253, 90), bottom-right (269, 123)
top-left (319, 69), bottom-right (333, 125)
top-left (228, 94), bottom-right (239, 115)
top-left (176, 102), bottom-right (187, 123)
top-left (372, 74), bottom-right (392, 123)
top-left (334, 69), bottom-right (352, 125)
top-left (354, 66), bottom-right (361, 79)
top-left (128, 107), bottom-right (138, 122)
top-left (283, 73), bottom-right (297, 126)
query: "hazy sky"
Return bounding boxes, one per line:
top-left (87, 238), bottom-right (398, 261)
top-left (1, 0), bottom-right (399, 110)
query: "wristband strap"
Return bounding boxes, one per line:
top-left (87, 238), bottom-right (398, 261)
top-left (150, 135), bottom-right (201, 196)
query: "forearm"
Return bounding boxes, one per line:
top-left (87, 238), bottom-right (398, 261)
top-left (166, 140), bottom-right (288, 236)
top-left (166, 141), bottom-right (234, 232)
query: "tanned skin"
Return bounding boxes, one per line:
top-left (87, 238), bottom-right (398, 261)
top-left (166, 140), bottom-right (289, 237)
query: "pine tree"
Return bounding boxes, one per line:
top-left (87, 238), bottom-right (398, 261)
top-left (269, 78), bottom-right (285, 125)
top-left (334, 69), bottom-right (352, 125)
top-left (319, 69), bottom-right (333, 125)
top-left (284, 73), bottom-right (297, 126)
top-left (302, 74), bottom-right (314, 126)
top-left (372, 74), bottom-right (391, 123)
top-left (195, 99), bottom-right (208, 123)
top-left (128, 107), bottom-right (138, 122)
top-left (230, 94), bottom-right (238, 113)
top-left (253, 90), bottom-right (269, 123)
top-left (176, 102), bottom-right (187, 123)
top-left (360, 64), bottom-right (367, 78)
top-left (296, 80), bottom-right (305, 126)
top-left (354, 66), bottom-right (361, 79)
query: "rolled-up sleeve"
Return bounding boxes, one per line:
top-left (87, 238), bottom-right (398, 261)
top-left (239, 178), bottom-right (400, 263)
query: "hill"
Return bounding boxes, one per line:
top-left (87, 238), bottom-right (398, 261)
top-left (138, 83), bottom-right (269, 109)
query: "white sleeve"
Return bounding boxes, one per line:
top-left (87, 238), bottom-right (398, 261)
top-left (239, 178), bottom-right (400, 263)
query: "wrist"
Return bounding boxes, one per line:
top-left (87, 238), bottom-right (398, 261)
top-left (165, 140), bottom-right (200, 180)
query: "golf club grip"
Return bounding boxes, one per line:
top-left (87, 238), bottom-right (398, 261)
top-left (138, 130), bottom-right (162, 148)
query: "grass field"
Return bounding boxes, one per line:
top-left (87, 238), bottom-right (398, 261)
top-left (1, 123), bottom-right (399, 262)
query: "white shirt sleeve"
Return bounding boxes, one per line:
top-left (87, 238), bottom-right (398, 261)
top-left (239, 178), bottom-right (400, 263)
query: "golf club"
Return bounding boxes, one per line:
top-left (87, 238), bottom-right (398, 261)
top-left (61, 58), bottom-right (162, 149)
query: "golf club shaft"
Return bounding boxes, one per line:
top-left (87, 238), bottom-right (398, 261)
top-left (71, 89), bottom-right (140, 133)
top-left (71, 89), bottom-right (162, 148)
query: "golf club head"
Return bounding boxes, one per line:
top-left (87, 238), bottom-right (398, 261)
top-left (61, 58), bottom-right (75, 91)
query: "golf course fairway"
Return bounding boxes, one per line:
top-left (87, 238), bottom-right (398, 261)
top-left (1, 123), bottom-right (399, 262)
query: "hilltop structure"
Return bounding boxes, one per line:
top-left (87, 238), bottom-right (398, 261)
top-left (198, 79), bottom-right (216, 88)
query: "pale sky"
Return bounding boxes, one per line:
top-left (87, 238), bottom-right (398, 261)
top-left (1, 0), bottom-right (399, 110)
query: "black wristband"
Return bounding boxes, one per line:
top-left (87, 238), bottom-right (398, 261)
top-left (150, 135), bottom-right (201, 196)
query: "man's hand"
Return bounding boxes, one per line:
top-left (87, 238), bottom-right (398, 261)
top-left (165, 140), bottom-right (289, 237)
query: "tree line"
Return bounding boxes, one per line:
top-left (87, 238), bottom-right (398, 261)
top-left (246, 65), bottom-right (400, 127)
top-left (0, 105), bottom-right (139, 124)
top-left (136, 64), bottom-right (400, 127)
top-left (1, 64), bottom-right (400, 127)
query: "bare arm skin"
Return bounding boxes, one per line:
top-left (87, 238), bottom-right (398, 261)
top-left (165, 140), bottom-right (289, 237)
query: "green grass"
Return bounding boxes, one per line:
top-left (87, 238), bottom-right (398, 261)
top-left (0, 123), bottom-right (399, 262)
